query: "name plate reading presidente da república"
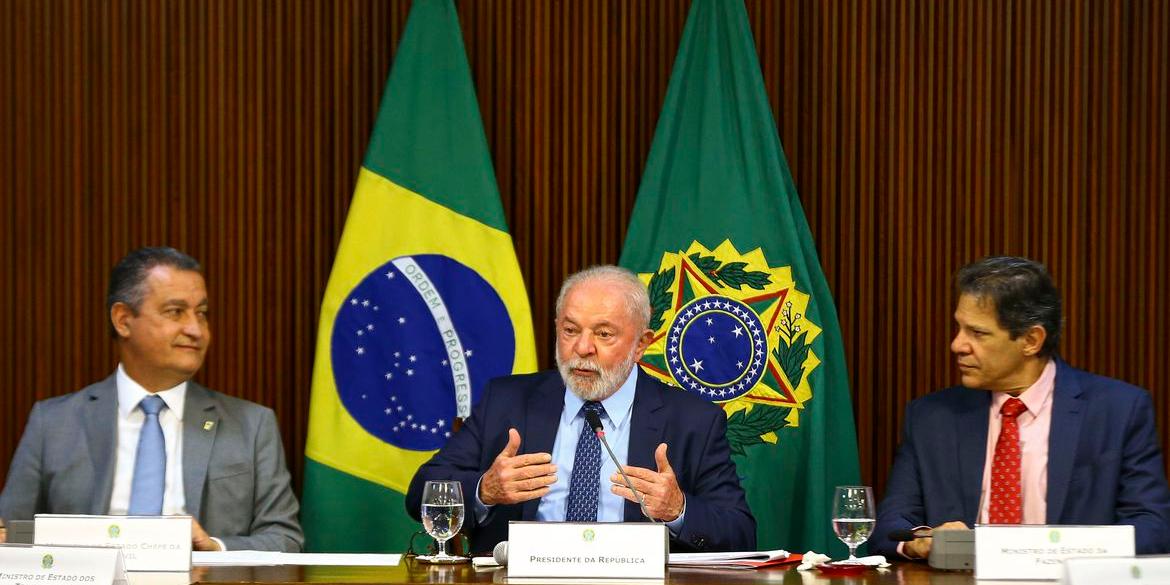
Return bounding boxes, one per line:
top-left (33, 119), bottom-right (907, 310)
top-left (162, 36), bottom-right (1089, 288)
top-left (0, 544), bottom-right (127, 585)
top-left (34, 515), bottom-right (192, 572)
top-left (975, 524), bottom-right (1135, 581)
top-left (507, 521), bottom-right (668, 579)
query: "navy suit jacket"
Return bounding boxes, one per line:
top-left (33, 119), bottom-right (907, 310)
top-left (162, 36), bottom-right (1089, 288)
top-left (405, 369), bottom-right (756, 554)
top-left (872, 359), bottom-right (1170, 556)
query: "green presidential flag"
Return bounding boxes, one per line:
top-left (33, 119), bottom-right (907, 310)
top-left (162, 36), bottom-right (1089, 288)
top-left (302, 0), bottom-right (537, 552)
top-left (619, 0), bottom-right (861, 554)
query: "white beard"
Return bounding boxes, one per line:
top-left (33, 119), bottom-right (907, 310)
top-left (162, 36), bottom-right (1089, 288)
top-left (556, 351), bottom-right (638, 401)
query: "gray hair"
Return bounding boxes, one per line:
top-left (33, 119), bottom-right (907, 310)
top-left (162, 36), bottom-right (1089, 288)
top-left (107, 247), bottom-right (203, 337)
top-left (555, 265), bottom-right (651, 331)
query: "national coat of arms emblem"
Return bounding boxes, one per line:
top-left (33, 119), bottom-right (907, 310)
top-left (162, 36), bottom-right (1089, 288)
top-left (637, 240), bottom-right (821, 454)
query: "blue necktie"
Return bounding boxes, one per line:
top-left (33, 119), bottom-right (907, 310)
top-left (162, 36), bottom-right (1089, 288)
top-left (128, 395), bottom-right (167, 515)
top-left (565, 401), bottom-right (605, 522)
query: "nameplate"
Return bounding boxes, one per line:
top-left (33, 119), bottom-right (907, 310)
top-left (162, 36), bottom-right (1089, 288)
top-left (34, 515), bottom-right (192, 572)
top-left (0, 544), bottom-right (127, 585)
top-left (974, 525), bottom-right (1135, 580)
top-left (1062, 556), bottom-right (1170, 585)
top-left (508, 522), bottom-right (667, 579)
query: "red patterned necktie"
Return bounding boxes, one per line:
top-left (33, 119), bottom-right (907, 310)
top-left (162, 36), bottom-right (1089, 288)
top-left (989, 397), bottom-right (1029, 524)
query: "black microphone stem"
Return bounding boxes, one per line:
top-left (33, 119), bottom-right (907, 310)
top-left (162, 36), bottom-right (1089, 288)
top-left (588, 417), bottom-right (660, 524)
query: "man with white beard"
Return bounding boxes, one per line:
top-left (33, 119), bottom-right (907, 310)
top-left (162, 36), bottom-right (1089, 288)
top-left (406, 265), bottom-right (756, 554)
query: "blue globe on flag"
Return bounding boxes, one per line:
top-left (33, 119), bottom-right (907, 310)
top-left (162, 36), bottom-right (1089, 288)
top-left (331, 254), bottom-right (515, 451)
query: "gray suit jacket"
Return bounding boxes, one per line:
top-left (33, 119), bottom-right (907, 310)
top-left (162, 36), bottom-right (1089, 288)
top-left (0, 375), bottom-right (304, 552)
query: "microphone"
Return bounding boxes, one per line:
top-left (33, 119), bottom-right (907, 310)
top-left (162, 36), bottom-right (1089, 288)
top-left (889, 528), bottom-right (933, 541)
top-left (493, 540), bottom-right (509, 565)
top-left (584, 409), bottom-right (661, 523)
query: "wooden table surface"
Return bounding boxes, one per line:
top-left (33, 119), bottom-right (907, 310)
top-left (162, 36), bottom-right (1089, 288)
top-left (181, 560), bottom-right (988, 585)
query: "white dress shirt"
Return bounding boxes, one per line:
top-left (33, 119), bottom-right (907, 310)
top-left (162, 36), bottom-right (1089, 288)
top-left (109, 364), bottom-right (188, 516)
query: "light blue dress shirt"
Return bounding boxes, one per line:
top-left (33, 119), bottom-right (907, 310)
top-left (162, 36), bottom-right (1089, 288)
top-left (474, 367), bottom-right (684, 533)
top-left (536, 368), bottom-right (638, 523)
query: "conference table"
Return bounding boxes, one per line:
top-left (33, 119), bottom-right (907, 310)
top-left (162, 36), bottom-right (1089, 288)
top-left (186, 560), bottom-right (1002, 585)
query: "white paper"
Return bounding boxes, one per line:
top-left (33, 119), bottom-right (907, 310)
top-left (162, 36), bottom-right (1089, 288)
top-left (126, 571), bottom-right (194, 585)
top-left (275, 553), bottom-right (401, 566)
top-left (191, 551), bottom-right (400, 566)
top-left (668, 548), bottom-right (788, 564)
top-left (471, 556), bottom-right (503, 568)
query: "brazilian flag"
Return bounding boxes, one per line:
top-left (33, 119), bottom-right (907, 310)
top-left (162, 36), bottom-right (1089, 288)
top-left (302, 0), bottom-right (536, 552)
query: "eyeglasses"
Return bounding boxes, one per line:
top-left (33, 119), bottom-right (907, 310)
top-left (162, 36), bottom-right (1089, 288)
top-left (404, 529), bottom-right (470, 558)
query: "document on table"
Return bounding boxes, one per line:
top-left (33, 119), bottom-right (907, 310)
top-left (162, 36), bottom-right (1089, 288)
top-left (668, 549), bottom-right (793, 569)
top-left (192, 551), bottom-right (402, 566)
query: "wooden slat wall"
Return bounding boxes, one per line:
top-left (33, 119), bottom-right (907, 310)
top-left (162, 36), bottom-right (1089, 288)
top-left (1, 1), bottom-right (1166, 507)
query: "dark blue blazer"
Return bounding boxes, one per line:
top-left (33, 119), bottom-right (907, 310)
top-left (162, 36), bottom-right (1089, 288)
top-left (405, 369), bottom-right (756, 554)
top-left (872, 359), bottom-right (1170, 556)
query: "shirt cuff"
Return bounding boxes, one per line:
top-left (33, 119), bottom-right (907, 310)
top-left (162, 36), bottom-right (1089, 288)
top-left (897, 525), bottom-right (932, 560)
top-left (664, 496), bottom-right (686, 536)
top-left (473, 475), bottom-right (493, 524)
top-left (210, 537), bottom-right (227, 551)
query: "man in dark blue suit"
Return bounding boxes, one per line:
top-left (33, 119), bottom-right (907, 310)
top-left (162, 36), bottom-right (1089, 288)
top-left (406, 265), bottom-right (755, 554)
top-left (872, 257), bottom-right (1170, 558)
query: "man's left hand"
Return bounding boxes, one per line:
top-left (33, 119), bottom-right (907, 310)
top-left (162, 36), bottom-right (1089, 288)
top-left (191, 519), bottom-right (222, 551)
top-left (610, 443), bottom-right (685, 522)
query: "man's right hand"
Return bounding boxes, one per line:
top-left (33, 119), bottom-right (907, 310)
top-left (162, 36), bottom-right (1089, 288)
top-left (478, 428), bottom-right (557, 506)
top-left (904, 520), bottom-right (970, 559)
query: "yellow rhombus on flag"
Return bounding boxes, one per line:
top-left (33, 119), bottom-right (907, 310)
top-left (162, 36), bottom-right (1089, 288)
top-left (301, 0), bottom-right (536, 553)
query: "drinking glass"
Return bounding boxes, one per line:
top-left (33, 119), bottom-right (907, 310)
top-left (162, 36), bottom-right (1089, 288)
top-left (832, 485), bottom-right (875, 561)
top-left (418, 480), bottom-right (467, 563)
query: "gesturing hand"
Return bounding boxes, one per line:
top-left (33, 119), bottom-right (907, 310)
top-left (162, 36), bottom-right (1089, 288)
top-left (610, 443), bottom-right (685, 522)
top-left (478, 428), bottom-right (558, 506)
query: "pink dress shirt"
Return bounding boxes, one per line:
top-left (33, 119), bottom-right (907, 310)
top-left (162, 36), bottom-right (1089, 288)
top-left (977, 359), bottom-right (1056, 524)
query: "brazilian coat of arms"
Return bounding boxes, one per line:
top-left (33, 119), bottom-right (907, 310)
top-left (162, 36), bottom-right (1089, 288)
top-left (637, 240), bottom-right (821, 455)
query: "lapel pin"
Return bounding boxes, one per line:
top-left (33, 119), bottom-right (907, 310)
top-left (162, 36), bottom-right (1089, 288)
top-left (203, 421), bottom-right (215, 431)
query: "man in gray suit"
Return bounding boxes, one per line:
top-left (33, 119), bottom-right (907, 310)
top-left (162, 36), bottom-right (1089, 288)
top-left (0, 247), bottom-right (303, 552)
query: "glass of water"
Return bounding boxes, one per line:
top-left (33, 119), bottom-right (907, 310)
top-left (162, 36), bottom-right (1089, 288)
top-left (419, 480), bottom-right (467, 563)
top-left (832, 485), bottom-right (875, 561)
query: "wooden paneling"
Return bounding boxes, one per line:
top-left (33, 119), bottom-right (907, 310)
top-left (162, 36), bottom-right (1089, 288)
top-left (1, 0), bottom-right (1166, 508)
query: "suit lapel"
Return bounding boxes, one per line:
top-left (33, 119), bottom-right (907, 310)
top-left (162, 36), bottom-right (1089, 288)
top-left (1045, 360), bottom-right (1083, 523)
top-left (84, 377), bottom-right (119, 515)
top-left (521, 376), bottom-right (565, 521)
top-left (957, 389), bottom-right (991, 524)
top-left (624, 370), bottom-right (665, 521)
top-left (182, 382), bottom-right (220, 520)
